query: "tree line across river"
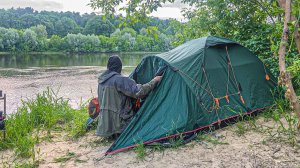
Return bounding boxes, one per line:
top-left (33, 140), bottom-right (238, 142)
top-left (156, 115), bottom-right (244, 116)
top-left (0, 7), bottom-right (180, 53)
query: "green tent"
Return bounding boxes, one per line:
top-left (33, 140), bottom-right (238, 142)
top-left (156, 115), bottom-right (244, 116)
top-left (106, 36), bottom-right (276, 154)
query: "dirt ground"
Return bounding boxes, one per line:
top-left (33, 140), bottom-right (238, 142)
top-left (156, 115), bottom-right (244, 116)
top-left (1, 67), bottom-right (300, 168)
top-left (1, 122), bottom-right (300, 168)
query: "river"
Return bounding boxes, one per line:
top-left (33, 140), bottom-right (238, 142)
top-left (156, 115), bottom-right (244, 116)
top-left (0, 52), bottom-right (154, 114)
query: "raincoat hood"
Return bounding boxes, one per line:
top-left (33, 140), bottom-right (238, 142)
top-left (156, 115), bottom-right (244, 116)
top-left (107, 55), bottom-right (122, 74)
top-left (98, 70), bottom-right (119, 84)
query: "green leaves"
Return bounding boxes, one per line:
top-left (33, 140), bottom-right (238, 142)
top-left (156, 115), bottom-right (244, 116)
top-left (0, 8), bottom-right (175, 52)
top-left (89, 0), bottom-right (175, 24)
top-left (83, 16), bottom-right (115, 36)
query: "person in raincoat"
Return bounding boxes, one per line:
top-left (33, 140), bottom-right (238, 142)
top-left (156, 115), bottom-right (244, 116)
top-left (97, 55), bottom-right (162, 138)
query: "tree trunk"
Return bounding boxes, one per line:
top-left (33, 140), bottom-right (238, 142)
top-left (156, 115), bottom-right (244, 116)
top-left (292, 19), bottom-right (300, 54)
top-left (277, 0), bottom-right (286, 9)
top-left (278, 0), bottom-right (300, 54)
top-left (278, 0), bottom-right (300, 128)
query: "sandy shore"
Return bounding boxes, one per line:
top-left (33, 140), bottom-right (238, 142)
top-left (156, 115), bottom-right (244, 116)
top-left (1, 120), bottom-right (300, 168)
top-left (1, 67), bottom-right (300, 168)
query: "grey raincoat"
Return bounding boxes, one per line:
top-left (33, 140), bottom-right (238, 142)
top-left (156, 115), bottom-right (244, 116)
top-left (96, 70), bottom-right (158, 137)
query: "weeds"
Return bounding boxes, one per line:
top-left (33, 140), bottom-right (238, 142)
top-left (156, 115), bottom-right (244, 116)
top-left (0, 87), bottom-right (88, 159)
top-left (196, 134), bottom-right (228, 145)
top-left (53, 151), bottom-right (76, 163)
top-left (74, 159), bottom-right (88, 163)
top-left (13, 161), bottom-right (39, 168)
top-left (148, 143), bottom-right (165, 152)
top-left (134, 142), bottom-right (146, 160)
top-left (231, 87), bottom-right (299, 147)
top-left (168, 133), bottom-right (185, 148)
top-left (257, 88), bottom-right (299, 146)
top-left (235, 122), bottom-right (248, 136)
top-left (262, 107), bottom-right (299, 146)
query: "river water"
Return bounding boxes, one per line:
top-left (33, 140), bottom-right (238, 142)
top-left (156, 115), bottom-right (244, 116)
top-left (0, 52), bottom-right (154, 114)
top-left (0, 52), bottom-right (148, 69)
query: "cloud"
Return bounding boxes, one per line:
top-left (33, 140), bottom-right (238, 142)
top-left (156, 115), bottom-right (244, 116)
top-left (0, 0), bottom-right (63, 11)
top-left (0, 0), bottom-right (185, 19)
top-left (162, 0), bottom-right (189, 9)
top-left (151, 7), bottom-right (185, 20)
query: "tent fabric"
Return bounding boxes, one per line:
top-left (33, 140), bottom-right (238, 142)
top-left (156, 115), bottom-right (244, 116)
top-left (106, 36), bottom-right (277, 154)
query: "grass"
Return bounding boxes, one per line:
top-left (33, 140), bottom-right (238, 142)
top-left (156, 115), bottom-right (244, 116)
top-left (131, 87), bottom-right (300, 160)
top-left (74, 159), bottom-right (88, 163)
top-left (13, 162), bottom-right (39, 168)
top-left (53, 151), bottom-right (76, 163)
top-left (134, 142), bottom-right (146, 160)
top-left (259, 100), bottom-right (299, 146)
top-left (196, 134), bottom-right (229, 145)
top-left (234, 122), bottom-right (248, 136)
top-left (0, 87), bottom-right (88, 159)
top-left (1, 85), bottom-right (299, 165)
top-left (133, 133), bottom-right (229, 160)
top-left (230, 87), bottom-right (299, 147)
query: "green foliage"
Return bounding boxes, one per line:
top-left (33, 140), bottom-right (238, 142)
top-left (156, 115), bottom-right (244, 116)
top-left (0, 25), bottom-right (173, 53)
top-left (64, 33), bottom-right (101, 52)
top-left (74, 159), bottom-right (88, 163)
top-left (262, 107), bottom-right (299, 146)
top-left (83, 16), bottom-right (115, 36)
top-left (89, 0), bottom-right (175, 24)
top-left (0, 27), bottom-right (20, 51)
top-left (53, 151), bottom-right (76, 163)
top-left (196, 134), bottom-right (228, 145)
top-left (54, 17), bottom-right (81, 37)
top-left (287, 59), bottom-right (300, 92)
top-left (134, 142), bottom-right (146, 160)
top-left (98, 35), bottom-right (117, 52)
top-left (48, 35), bottom-right (64, 51)
top-left (22, 29), bottom-right (38, 52)
top-left (0, 88), bottom-right (88, 158)
top-left (0, 8), bottom-right (175, 53)
top-left (13, 161), bottom-right (39, 168)
top-left (88, 0), bottom-right (300, 81)
top-left (234, 122), bottom-right (248, 136)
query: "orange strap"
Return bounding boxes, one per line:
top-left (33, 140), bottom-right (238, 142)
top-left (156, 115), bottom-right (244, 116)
top-left (214, 98), bottom-right (220, 109)
top-left (240, 95), bottom-right (245, 104)
top-left (136, 99), bottom-right (141, 109)
top-left (265, 74), bottom-right (270, 81)
top-left (225, 95), bottom-right (229, 103)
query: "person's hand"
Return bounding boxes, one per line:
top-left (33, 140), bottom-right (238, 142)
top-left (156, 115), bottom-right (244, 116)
top-left (154, 76), bottom-right (162, 82)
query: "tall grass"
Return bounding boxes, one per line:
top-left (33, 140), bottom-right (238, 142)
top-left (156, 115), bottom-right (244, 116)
top-left (262, 94), bottom-right (299, 146)
top-left (0, 88), bottom-right (88, 158)
top-left (134, 142), bottom-right (146, 160)
top-left (232, 87), bottom-right (299, 146)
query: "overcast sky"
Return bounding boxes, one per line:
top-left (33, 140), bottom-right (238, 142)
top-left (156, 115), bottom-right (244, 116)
top-left (0, 0), bottom-right (185, 20)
